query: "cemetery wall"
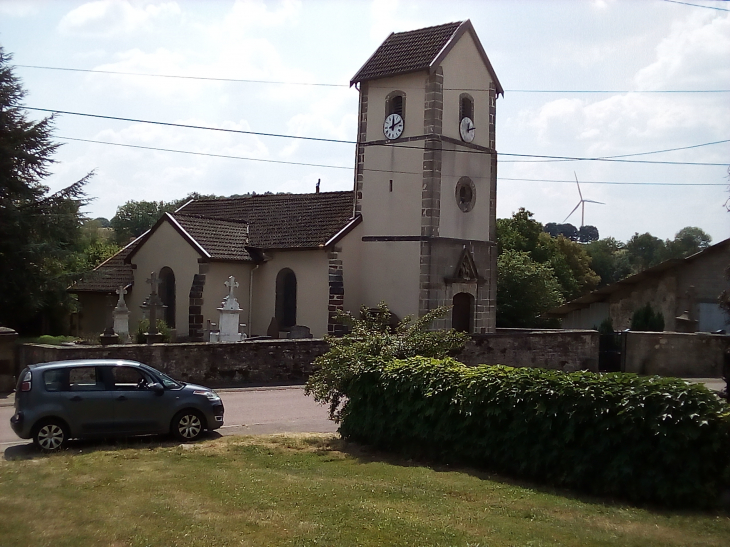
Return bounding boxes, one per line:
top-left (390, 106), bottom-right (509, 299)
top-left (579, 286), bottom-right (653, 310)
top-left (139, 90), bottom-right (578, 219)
top-left (622, 331), bottom-right (729, 377)
top-left (15, 330), bottom-right (600, 388)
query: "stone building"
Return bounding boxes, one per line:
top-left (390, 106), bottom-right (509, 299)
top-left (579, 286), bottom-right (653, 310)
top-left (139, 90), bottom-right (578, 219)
top-left (70, 20), bottom-right (502, 340)
top-left (547, 237), bottom-right (730, 333)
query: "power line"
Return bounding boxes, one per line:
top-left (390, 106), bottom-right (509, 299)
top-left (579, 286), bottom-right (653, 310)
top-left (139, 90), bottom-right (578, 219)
top-left (499, 176), bottom-right (726, 186)
top-left (15, 65), bottom-right (730, 93)
top-left (662, 0), bottom-right (730, 11)
top-left (28, 107), bottom-right (354, 145)
top-left (58, 136), bottom-right (729, 185)
top-left (36, 106), bottom-right (729, 165)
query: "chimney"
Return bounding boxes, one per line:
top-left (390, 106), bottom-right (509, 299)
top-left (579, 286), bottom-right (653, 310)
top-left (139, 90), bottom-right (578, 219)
top-left (316, 179), bottom-right (320, 193)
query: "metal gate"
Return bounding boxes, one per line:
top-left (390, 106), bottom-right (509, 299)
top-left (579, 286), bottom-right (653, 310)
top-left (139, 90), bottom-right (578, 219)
top-left (598, 333), bottom-right (624, 372)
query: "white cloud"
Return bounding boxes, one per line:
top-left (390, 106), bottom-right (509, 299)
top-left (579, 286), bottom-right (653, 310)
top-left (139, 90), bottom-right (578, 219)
top-left (58, 1), bottom-right (181, 37)
top-left (0, 0), bottom-right (41, 18)
top-left (635, 12), bottom-right (730, 90)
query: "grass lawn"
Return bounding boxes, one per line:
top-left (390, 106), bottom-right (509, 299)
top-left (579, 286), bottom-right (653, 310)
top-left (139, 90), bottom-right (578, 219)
top-left (0, 434), bottom-right (728, 546)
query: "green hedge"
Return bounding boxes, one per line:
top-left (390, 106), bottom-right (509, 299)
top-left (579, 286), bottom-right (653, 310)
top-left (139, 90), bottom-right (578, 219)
top-left (339, 357), bottom-right (730, 508)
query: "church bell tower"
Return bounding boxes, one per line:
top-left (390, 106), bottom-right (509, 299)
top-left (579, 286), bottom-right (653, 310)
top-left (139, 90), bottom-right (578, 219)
top-left (350, 20), bottom-right (503, 333)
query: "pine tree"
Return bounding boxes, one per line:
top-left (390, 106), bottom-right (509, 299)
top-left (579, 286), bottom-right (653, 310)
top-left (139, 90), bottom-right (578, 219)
top-left (0, 46), bottom-right (91, 332)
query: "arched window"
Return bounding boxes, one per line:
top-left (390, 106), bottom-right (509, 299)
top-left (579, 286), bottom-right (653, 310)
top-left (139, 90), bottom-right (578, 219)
top-left (385, 90), bottom-right (406, 118)
top-left (459, 93), bottom-right (474, 122)
top-left (455, 176), bottom-right (476, 213)
top-left (159, 267), bottom-right (176, 328)
top-left (275, 268), bottom-right (297, 330)
top-left (452, 292), bottom-right (474, 333)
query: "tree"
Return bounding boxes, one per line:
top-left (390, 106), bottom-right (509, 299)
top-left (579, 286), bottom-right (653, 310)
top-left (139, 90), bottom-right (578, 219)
top-left (577, 225), bottom-right (599, 243)
top-left (544, 222), bottom-right (578, 241)
top-left (625, 232), bottom-right (666, 272)
top-left (630, 303), bottom-right (664, 332)
top-left (664, 227), bottom-right (711, 260)
top-left (496, 250), bottom-right (564, 328)
top-left (585, 237), bottom-right (632, 287)
top-left (0, 47), bottom-right (91, 332)
top-left (110, 192), bottom-right (217, 244)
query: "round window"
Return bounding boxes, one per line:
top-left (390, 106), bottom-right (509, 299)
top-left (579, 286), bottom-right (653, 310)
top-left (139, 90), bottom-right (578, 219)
top-left (455, 177), bottom-right (476, 212)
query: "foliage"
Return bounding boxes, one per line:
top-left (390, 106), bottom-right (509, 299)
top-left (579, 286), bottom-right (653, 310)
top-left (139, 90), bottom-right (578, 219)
top-left (597, 317), bottom-right (614, 334)
top-left (544, 222), bottom-right (599, 243)
top-left (338, 357), bottom-right (730, 508)
top-left (496, 250), bottom-right (564, 327)
top-left (496, 209), bottom-right (599, 326)
top-left (110, 193), bottom-right (217, 244)
top-left (34, 335), bottom-right (79, 345)
top-left (585, 237), bottom-right (632, 286)
top-left (305, 302), bottom-right (469, 421)
top-left (630, 303), bottom-right (665, 332)
top-left (664, 226), bottom-right (711, 259)
top-left (0, 47), bottom-right (92, 332)
top-left (135, 319), bottom-right (171, 343)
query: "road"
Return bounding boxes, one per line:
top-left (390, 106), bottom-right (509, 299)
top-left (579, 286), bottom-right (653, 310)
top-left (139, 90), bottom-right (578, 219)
top-left (0, 386), bottom-right (337, 455)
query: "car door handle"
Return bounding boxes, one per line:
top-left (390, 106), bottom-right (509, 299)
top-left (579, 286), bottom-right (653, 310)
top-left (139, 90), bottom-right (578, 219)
top-left (70, 395), bottom-right (82, 402)
top-left (117, 395), bottom-right (127, 401)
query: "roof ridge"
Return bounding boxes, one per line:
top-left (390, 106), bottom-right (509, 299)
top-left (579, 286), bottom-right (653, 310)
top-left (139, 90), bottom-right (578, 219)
top-left (173, 212), bottom-right (250, 225)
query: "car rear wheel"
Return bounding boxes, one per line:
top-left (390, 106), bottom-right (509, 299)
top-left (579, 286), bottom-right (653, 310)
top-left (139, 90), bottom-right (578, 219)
top-left (171, 410), bottom-right (204, 442)
top-left (33, 419), bottom-right (68, 452)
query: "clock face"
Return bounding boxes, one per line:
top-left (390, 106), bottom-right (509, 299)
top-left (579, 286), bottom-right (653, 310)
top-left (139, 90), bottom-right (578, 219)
top-left (459, 116), bottom-right (475, 142)
top-left (383, 113), bottom-right (404, 140)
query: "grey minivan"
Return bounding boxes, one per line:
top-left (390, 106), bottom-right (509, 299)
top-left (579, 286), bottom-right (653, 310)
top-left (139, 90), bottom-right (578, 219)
top-left (10, 359), bottom-right (224, 451)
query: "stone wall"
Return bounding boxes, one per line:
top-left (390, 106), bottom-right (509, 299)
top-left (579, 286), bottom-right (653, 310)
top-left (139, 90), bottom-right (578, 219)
top-left (623, 331), bottom-right (729, 377)
top-left (458, 329), bottom-right (599, 372)
top-left (17, 339), bottom-right (330, 388)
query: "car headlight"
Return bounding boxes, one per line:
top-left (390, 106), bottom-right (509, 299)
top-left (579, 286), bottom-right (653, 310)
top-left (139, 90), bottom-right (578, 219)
top-left (194, 390), bottom-right (221, 402)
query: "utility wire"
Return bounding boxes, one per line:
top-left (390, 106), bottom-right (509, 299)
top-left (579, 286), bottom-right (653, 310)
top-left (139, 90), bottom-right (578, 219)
top-left (58, 136), bottom-right (729, 184)
top-left (16, 65), bottom-right (730, 93)
top-left (35, 107), bottom-right (730, 166)
top-left (662, 0), bottom-right (730, 11)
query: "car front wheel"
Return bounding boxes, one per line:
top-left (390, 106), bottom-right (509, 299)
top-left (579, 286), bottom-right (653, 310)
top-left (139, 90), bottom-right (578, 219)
top-left (171, 410), bottom-right (204, 442)
top-left (33, 419), bottom-right (68, 452)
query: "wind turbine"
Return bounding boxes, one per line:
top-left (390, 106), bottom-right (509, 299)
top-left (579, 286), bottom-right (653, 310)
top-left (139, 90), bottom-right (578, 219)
top-left (563, 172), bottom-right (605, 227)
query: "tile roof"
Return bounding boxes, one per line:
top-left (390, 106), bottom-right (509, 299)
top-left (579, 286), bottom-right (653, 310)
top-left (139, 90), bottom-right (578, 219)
top-left (69, 238), bottom-right (138, 293)
top-left (171, 214), bottom-right (254, 261)
top-left (350, 20), bottom-right (503, 96)
top-left (351, 22), bottom-right (462, 84)
top-left (177, 191), bottom-right (355, 250)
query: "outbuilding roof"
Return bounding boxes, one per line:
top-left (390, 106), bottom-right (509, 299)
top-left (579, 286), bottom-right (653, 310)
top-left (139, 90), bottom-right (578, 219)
top-left (350, 20), bottom-right (503, 95)
top-left (547, 237), bottom-right (730, 317)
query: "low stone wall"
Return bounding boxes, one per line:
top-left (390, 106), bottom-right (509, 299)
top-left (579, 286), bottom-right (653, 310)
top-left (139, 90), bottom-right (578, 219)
top-left (623, 331), bottom-right (730, 377)
top-left (459, 329), bottom-right (599, 372)
top-left (17, 339), bottom-right (330, 388)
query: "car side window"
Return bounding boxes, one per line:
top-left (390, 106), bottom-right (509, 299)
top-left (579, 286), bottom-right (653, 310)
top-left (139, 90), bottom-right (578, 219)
top-left (43, 369), bottom-right (67, 392)
top-left (111, 367), bottom-right (148, 390)
top-left (69, 367), bottom-right (104, 391)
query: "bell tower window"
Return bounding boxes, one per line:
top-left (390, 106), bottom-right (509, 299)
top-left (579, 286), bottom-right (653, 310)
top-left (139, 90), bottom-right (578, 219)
top-left (385, 90), bottom-right (406, 119)
top-left (459, 93), bottom-right (474, 122)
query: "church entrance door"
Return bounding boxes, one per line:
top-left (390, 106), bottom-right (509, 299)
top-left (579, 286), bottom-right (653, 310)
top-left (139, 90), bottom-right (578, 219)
top-left (452, 292), bottom-right (473, 333)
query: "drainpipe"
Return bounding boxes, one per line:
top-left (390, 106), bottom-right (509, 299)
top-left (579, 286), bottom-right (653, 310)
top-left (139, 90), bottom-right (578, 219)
top-left (248, 264), bottom-right (260, 337)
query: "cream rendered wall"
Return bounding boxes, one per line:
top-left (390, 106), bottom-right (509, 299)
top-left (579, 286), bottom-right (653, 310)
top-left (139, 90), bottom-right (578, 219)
top-left (359, 145), bottom-right (423, 236)
top-left (440, 32), bottom-right (494, 148)
top-left (251, 250), bottom-right (330, 338)
top-left (439, 141), bottom-right (492, 241)
top-left (128, 221), bottom-right (201, 335)
top-left (204, 262), bottom-right (254, 336)
top-left (365, 72), bottom-right (427, 143)
top-left (359, 240), bottom-right (421, 321)
top-left (338, 223), bottom-right (364, 315)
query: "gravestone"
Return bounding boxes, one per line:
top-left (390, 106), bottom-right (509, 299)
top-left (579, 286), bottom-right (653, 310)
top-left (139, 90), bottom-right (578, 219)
top-left (217, 276), bottom-right (244, 342)
top-left (141, 272), bottom-right (166, 344)
top-left (112, 285), bottom-right (130, 343)
top-left (288, 325), bottom-right (313, 339)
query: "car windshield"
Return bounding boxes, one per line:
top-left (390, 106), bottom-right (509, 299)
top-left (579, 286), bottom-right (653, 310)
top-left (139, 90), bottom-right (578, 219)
top-left (154, 370), bottom-right (183, 389)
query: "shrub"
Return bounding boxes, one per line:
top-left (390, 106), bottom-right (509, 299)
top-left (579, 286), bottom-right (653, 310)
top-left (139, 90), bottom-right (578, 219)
top-left (305, 302), bottom-right (469, 421)
top-left (631, 303), bottom-right (664, 331)
top-left (135, 319), bottom-right (171, 343)
top-left (338, 357), bottom-right (730, 508)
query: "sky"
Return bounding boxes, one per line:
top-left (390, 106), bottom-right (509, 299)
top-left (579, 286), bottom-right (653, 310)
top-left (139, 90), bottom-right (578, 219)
top-left (0, 0), bottom-right (728, 244)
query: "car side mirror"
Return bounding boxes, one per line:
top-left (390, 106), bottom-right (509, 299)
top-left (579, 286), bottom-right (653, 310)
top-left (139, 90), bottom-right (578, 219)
top-left (148, 382), bottom-right (164, 395)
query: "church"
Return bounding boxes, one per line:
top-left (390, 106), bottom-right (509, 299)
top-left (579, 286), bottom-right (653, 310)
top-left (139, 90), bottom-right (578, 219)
top-left (71, 20), bottom-right (503, 340)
